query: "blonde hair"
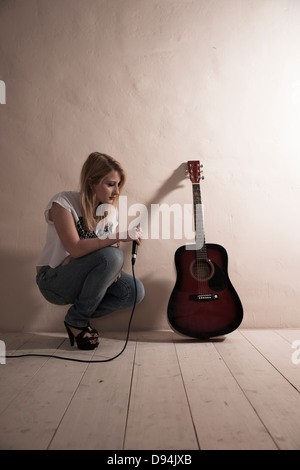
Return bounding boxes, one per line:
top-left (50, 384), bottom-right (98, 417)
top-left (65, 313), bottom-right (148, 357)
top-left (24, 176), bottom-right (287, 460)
top-left (80, 152), bottom-right (126, 231)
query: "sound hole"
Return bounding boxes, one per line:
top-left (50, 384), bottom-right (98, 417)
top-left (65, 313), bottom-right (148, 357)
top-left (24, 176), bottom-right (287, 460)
top-left (190, 259), bottom-right (215, 282)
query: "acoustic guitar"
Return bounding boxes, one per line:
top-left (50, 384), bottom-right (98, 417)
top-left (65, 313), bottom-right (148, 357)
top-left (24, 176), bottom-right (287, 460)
top-left (167, 161), bottom-right (243, 338)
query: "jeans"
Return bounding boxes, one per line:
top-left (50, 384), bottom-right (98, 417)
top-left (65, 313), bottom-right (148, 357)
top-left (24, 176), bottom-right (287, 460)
top-left (36, 246), bottom-right (145, 328)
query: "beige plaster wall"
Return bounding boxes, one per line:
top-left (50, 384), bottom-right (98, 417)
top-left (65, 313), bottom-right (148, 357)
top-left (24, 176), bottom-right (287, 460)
top-left (0, 0), bottom-right (300, 332)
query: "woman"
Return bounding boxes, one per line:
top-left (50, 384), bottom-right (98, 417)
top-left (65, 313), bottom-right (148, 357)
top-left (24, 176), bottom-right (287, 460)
top-left (36, 152), bottom-right (145, 350)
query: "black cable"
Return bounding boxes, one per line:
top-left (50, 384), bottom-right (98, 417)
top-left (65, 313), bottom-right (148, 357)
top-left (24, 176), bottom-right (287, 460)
top-left (3, 262), bottom-right (138, 364)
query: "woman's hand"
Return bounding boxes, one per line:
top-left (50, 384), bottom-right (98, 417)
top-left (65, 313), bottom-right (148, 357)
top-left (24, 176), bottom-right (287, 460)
top-left (117, 226), bottom-right (143, 245)
top-left (113, 227), bottom-right (143, 282)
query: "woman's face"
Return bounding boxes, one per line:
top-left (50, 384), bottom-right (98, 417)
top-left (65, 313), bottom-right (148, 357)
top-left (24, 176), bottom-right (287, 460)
top-left (92, 170), bottom-right (121, 206)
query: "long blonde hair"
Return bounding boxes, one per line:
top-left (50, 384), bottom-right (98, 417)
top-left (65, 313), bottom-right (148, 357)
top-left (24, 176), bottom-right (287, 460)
top-left (80, 152), bottom-right (126, 231)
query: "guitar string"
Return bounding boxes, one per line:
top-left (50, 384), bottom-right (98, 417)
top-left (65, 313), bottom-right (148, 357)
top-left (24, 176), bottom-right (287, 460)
top-left (193, 182), bottom-right (206, 296)
top-left (192, 183), bottom-right (200, 295)
top-left (190, 164), bottom-right (207, 296)
top-left (193, 181), bottom-right (211, 296)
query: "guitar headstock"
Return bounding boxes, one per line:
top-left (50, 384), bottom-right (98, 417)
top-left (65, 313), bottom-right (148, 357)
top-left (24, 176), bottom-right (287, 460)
top-left (187, 160), bottom-right (204, 183)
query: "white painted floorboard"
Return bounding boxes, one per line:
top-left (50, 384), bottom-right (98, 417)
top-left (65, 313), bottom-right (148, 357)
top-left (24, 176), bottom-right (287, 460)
top-left (0, 329), bottom-right (300, 450)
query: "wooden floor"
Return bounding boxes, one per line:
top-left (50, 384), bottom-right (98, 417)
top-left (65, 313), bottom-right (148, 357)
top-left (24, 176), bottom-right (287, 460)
top-left (0, 328), bottom-right (300, 450)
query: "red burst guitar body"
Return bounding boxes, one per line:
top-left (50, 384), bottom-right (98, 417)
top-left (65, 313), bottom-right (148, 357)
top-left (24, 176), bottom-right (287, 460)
top-left (167, 161), bottom-right (243, 338)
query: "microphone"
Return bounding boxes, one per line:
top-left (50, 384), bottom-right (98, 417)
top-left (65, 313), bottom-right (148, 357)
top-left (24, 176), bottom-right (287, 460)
top-left (131, 224), bottom-right (140, 266)
top-left (132, 240), bottom-right (138, 265)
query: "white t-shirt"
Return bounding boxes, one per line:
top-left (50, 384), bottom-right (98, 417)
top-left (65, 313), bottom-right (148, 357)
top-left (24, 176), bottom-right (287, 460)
top-left (36, 191), bottom-right (118, 268)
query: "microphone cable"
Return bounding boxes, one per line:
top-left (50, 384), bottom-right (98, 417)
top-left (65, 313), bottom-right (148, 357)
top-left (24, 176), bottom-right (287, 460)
top-left (3, 256), bottom-right (138, 364)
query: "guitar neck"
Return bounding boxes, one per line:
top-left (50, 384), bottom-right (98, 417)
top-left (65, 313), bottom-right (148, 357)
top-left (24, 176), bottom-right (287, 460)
top-left (192, 183), bottom-right (207, 259)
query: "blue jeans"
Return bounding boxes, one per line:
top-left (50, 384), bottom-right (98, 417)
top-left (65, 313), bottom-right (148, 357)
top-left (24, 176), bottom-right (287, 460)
top-left (36, 247), bottom-right (145, 328)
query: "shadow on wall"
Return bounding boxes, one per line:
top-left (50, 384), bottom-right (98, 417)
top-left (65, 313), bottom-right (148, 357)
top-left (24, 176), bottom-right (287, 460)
top-left (147, 162), bottom-right (187, 204)
top-left (0, 250), bottom-right (36, 331)
top-left (0, 249), bottom-right (65, 332)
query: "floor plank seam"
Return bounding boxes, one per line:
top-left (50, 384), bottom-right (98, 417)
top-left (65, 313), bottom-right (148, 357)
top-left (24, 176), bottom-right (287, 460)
top-left (0, 337), bottom-right (67, 418)
top-left (173, 341), bottom-right (201, 450)
top-left (173, 340), bottom-right (201, 450)
top-left (239, 330), bottom-right (300, 393)
top-left (212, 336), bottom-right (280, 450)
top-left (122, 339), bottom-right (138, 450)
top-left (46, 340), bottom-right (97, 450)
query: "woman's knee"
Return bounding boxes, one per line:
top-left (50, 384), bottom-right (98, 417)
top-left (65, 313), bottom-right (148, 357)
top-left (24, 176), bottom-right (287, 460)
top-left (134, 278), bottom-right (145, 304)
top-left (90, 246), bottom-right (124, 272)
top-left (107, 246), bottom-right (124, 273)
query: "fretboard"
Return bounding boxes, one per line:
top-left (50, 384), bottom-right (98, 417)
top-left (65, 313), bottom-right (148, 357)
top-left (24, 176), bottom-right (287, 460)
top-left (192, 183), bottom-right (207, 260)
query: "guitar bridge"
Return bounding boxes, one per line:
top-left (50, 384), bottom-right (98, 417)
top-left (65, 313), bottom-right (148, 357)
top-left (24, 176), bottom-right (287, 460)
top-left (189, 293), bottom-right (219, 302)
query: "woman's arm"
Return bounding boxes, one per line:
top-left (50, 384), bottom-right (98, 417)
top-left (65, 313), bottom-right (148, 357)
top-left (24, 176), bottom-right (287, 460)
top-left (50, 202), bottom-right (126, 259)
